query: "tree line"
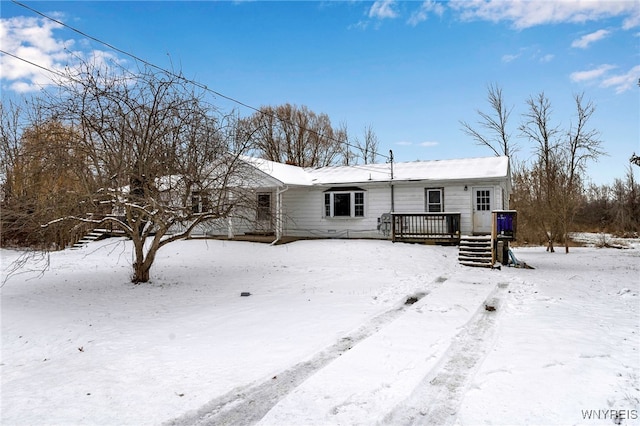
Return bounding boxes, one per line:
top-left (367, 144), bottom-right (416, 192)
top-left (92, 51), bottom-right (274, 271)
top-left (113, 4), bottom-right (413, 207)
top-left (2, 59), bottom-right (636, 282)
top-left (462, 84), bottom-right (639, 252)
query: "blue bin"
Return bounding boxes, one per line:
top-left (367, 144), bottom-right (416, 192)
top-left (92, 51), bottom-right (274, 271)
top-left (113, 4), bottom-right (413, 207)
top-left (497, 213), bottom-right (514, 236)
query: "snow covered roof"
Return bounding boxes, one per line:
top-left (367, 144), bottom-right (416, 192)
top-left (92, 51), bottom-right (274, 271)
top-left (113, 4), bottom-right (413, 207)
top-left (240, 156), bottom-right (315, 186)
top-left (242, 155), bottom-right (509, 186)
top-left (309, 156), bottom-right (510, 184)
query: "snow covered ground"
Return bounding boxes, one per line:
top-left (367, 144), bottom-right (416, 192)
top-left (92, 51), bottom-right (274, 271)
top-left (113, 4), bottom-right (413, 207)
top-left (1, 236), bottom-right (638, 425)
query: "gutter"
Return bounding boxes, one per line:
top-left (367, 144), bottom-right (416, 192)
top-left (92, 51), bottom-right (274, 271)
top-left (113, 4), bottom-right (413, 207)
top-left (271, 185), bottom-right (289, 245)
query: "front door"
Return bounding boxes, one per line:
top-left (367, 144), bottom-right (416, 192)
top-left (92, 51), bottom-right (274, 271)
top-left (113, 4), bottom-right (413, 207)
top-left (473, 187), bottom-right (492, 234)
top-left (256, 193), bottom-right (273, 233)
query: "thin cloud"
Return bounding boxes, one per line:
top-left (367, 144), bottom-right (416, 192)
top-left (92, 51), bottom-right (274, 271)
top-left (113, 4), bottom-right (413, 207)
top-left (601, 65), bottom-right (640, 94)
top-left (502, 53), bottom-right (520, 63)
top-left (570, 63), bottom-right (639, 94)
top-left (368, 0), bottom-right (398, 20)
top-left (570, 64), bottom-right (616, 82)
top-left (408, 1), bottom-right (445, 26)
top-left (419, 141), bottom-right (438, 147)
top-left (571, 29), bottom-right (611, 49)
top-left (450, 0), bottom-right (640, 29)
top-left (539, 54), bottom-right (554, 63)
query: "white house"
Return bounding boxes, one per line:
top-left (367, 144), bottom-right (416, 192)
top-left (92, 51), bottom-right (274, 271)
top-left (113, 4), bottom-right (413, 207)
top-left (216, 155), bottom-right (512, 243)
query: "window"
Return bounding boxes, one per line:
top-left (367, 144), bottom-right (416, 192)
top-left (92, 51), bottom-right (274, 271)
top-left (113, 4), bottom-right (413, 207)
top-left (354, 192), bottom-right (364, 217)
top-left (324, 188), bottom-right (365, 218)
top-left (324, 193), bottom-right (331, 217)
top-left (191, 191), bottom-right (210, 214)
top-left (476, 189), bottom-right (491, 211)
top-left (257, 193), bottom-right (272, 221)
top-left (425, 188), bottom-right (443, 212)
top-left (333, 193), bottom-right (351, 216)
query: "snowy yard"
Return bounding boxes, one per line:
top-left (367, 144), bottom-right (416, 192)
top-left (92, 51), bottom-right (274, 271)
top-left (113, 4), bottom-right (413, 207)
top-left (1, 237), bottom-right (638, 425)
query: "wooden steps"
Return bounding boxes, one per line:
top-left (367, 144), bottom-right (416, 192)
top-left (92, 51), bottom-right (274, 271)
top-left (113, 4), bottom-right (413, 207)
top-left (458, 235), bottom-right (493, 268)
top-left (70, 229), bottom-right (108, 250)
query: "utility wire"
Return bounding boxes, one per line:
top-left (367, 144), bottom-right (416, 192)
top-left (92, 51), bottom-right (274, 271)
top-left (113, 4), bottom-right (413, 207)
top-left (9, 0), bottom-right (391, 161)
top-left (0, 49), bottom-right (70, 81)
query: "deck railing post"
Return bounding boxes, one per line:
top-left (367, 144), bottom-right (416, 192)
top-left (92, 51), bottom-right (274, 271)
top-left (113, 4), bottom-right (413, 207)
top-left (391, 214), bottom-right (396, 242)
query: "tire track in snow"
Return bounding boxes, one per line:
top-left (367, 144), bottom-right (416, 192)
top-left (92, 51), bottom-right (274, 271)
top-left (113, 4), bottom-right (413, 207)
top-left (382, 281), bottom-right (509, 426)
top-left (165, 275), bottom-right (450, 426)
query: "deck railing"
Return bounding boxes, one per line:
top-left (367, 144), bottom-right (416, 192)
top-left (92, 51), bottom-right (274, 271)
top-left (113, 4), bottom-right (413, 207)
top-left (391, 212), bottom-right (461, 243)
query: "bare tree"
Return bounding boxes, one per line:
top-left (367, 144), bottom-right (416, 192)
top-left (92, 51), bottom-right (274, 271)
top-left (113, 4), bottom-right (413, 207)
top-left (556, 93), bottom-right (604, 252)
top-left (608, 166), bottom-right (640, 234)
top-left (518, 92), bottom-right (561, 251)
top-left (460, 83), bottom-right (515, 157)
top-left (516, 92), bottom-right (604, 252)
top-left (244, 104), bottom-right (348, 167)
top-left (354, 124), bottom-right (379, 164)
top-left (21, 61), bottom-right (258, 283)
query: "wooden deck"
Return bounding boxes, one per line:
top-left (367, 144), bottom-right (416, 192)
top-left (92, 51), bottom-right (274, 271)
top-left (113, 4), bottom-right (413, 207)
top-left (391, 212), bottom-right (461, 245)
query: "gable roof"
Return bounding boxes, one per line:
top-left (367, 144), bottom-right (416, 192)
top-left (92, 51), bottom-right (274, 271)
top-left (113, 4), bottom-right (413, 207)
top-left (240, 156), bottom-right (314, 186)
top-left (242, 155), bottom-right (510, 187)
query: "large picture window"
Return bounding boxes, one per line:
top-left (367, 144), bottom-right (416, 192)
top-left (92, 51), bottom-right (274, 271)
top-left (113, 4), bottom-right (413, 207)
top-left (324, 188), bottom-right (365, 218)
top-left (425, 188), bottom-right (443, 212)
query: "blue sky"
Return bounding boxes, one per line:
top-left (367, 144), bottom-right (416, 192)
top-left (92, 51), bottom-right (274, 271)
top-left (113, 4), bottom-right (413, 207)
top-left (1, 1), bottom-right (638, 184)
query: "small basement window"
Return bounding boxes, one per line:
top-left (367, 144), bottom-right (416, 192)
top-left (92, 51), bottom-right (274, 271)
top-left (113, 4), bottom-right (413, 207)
top-left (324, 187), bottom-right (365, 218)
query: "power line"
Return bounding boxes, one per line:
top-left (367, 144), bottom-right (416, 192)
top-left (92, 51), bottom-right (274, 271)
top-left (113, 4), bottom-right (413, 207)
top-left (8, 0), bottom-right (391, 162)
top-left (0, 49), bottom-right (69, 81)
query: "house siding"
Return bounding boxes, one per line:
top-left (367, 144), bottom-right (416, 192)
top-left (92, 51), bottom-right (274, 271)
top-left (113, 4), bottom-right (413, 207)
top-left (188, 156), bottom-right (511, 240)
top-left (282, 184), bottom-right (391, 239)
top-left (278, 178), bottom-right (508, 239)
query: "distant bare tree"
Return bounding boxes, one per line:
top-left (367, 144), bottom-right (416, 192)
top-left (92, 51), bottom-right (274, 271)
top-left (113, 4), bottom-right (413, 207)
top-left (460, 83), bottom-right (515, 157)
top-left (15, 61), bottom-right (259, 283)
top-left (609, 166), bottom-right (640, 233)
top-left (354, 124), bottom-right (379, 164)
top-left (244, 104), bottom-right (348, 167)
